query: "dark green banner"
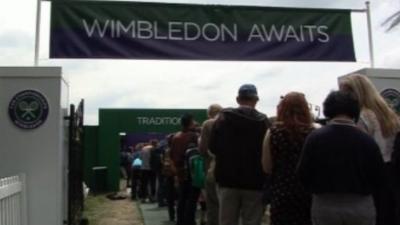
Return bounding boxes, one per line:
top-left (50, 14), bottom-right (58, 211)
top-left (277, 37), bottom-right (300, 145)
top-left (50, 1), bottom-right (355, 61)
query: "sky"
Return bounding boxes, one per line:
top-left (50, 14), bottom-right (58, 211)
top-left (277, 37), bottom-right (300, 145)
top-left (1, 0), bottom-right (400, 125)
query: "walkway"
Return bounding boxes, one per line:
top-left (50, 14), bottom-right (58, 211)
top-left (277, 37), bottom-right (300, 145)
top-left (138, 201), bottom-right (271, 225)
top-left (139, 202), bottom-right (174, 225)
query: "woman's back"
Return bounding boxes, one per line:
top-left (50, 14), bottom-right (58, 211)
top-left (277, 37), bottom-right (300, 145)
top-left (269, 124), bottom-right (314, 225)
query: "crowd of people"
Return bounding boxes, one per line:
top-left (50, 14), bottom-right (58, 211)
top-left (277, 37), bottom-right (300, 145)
top-left (122, 73), bottom-right (400, 225)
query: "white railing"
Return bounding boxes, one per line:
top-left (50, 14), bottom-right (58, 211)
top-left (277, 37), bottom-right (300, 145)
top-left (0, 174), bottom-right (27, 225)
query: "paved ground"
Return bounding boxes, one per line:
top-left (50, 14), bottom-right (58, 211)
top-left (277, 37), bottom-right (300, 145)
top-left (126, 182), bottom-right (269, 225)
top-left (138, 201), bottom-right (270, 225)
top-left (138, 202), bottom-right (175, 225)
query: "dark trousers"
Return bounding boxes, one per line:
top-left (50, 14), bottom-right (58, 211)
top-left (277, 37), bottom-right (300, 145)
top-left (130, 168), bottom-right (141, 199)
top-left (126, 165), bottom-right (132, 187)
top-left (157, 172), bottom-right (167, 206)
top-left (141, 170), bottom-right (156, 200)
top-left (131, 169), bottom-right (142, 199)
top-left (176, 180), bottom-right (201, 225)
top-left (312, 194), bottom-right (375, 225)
top-left (375, 163), bottom-right (400, 225)
top-left (166, 176), bottom-right (177, 221)
top-left (396, 188), bottom-right (400, 225)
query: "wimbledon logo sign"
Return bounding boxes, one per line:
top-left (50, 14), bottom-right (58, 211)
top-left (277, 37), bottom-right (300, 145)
top-left (381, 88), bottom-right (400, 114)
top-left (8, 90), bottom-right (49, 129)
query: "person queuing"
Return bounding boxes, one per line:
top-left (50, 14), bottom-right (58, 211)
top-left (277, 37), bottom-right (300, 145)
top-left (140, 140), bottom-right (158, 203)
top-left (120, 150), bottom-right (131, 188)
top-left (262, 92), bottom-right (314, 225)
top-left (152, 139), bottom-right (168, 207)
top-left (162, 134), bottom-right (178, 222)
top-left (182, 136), bottom-right (203, 225)
top-left (297, 90), bottom-right (385, 225)
top-left (199, 103), bottom-right (223, 225)
top-left (209, 84), bottom-right (271, 225)
top-left (339, 74), bottom-right (400, 225)
top-left (170, 114), bottom-right (199, 225)
top-left (131, 145), bottom-right (143, 200)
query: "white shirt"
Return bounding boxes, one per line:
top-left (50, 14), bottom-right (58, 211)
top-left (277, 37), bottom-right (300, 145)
top-left (358, 109), bottom-right (395, 162)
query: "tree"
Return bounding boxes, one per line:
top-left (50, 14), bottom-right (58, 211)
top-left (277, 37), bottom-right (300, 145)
top-left (383, 11), bottom-right (400, 31)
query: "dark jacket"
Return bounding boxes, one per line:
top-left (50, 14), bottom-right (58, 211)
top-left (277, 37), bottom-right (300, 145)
top-left (209, 107), bottom-right (270, 190)
top-left (297, 123), bottom-right (385, 195)
top-left (170, 130), bottom-right (198, 181)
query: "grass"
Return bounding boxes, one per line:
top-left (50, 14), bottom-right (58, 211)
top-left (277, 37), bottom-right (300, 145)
top-left (82, 192), bottom-right (144, 225)
top-left (83, 194), bottom-right (110, 225)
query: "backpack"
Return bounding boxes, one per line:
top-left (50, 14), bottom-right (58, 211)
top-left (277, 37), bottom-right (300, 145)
top-left (190, 155), bottom-right (206, 188)
top-left (162, 149), bottom-right (177, 177)
top-left (132, 158), bottom-right (142, 169)
top-left (185, 147), bottom-right (206, 188)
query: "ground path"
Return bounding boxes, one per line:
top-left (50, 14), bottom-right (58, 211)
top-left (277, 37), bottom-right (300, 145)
top-left (139, 202), bottom-right (174, 225)
top-left (84, 194), bottom-right (144, 225)
top-left (84, 192), bottom-right (270, 225)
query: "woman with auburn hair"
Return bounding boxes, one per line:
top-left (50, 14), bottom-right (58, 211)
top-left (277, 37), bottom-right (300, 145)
top-left (262, 92), bottom-right (314, 225)
top-left (339, 74), bottom-right (400, 225)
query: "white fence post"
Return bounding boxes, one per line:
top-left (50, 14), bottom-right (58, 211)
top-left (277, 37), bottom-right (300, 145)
top-left (20, 174), bottom-right (27, 225)
top-left (0, 174), bottom-right (27, 225)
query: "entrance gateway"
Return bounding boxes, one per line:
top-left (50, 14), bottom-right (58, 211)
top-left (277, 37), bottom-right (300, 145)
top-left (0, 1), bottom-right (379, 225)
top-left (84, 109), bottom-right (207, 192)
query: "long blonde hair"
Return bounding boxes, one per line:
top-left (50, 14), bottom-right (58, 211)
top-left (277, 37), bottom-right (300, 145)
top-left (340, 74), bottom-right (399, 137)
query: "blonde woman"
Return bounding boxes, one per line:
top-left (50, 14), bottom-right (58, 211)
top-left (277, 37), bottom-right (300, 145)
top-left (339, 74), bottom-right (400, 225)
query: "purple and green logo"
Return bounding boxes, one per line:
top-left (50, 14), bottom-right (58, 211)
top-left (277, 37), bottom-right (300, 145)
top-left (8, 90), bottom-right (49, 129)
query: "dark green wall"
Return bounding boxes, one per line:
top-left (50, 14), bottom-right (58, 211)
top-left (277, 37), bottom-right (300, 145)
top-left (83, 126), bottom-right (99, 189)
top-left (97, 108), bottom-right (207, 191)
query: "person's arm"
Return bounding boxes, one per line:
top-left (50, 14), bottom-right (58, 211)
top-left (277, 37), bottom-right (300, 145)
top-left (261, 129), bottom-right (273, 174)
top-left (209, 115), bottom-right (223, 155)
top-left (199, 120), bottom-right (213, 156)
top-left (169, 134), bottom-right (178, 166)
top-left (368, 141), bottom-right (385, 194)
top-left (297, 133), bottom-right (315, 191)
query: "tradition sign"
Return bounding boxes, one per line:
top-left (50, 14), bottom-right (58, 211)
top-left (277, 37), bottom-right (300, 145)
top-left (50, 1), bottom-right (356, 61)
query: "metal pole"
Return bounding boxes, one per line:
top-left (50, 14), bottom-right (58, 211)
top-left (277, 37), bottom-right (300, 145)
top-left (34, 0), bottom-right (42, 66)
top-left (366, 1), bottom-right (375, 68)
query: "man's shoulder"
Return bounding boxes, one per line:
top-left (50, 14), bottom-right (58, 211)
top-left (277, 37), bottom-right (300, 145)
top-left (309, 124), bottom-right (371, 141)
top-left (202, 118), bottom-right (216, 127)
top-left (172, 131), bottom-right (182, 138)
top-left (173, 130), bottom-right (197, 140)
top-left (142, 145), bottom-right (152, 151)
top-left (226, 107), bottom-right (269, 123)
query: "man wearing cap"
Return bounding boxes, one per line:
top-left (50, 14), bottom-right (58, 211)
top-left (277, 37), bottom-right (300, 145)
top-left (209, 84), bottom-right (270, 225)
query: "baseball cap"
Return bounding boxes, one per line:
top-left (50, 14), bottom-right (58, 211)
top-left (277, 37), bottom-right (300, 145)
top-left (238, 84), bottom-right (258, 98)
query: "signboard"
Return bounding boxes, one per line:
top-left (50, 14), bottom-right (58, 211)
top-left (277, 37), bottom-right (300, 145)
top-left (8, 90), bottom-right (49, 129)
top-left (50, 1), bottom-right (355, 61)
